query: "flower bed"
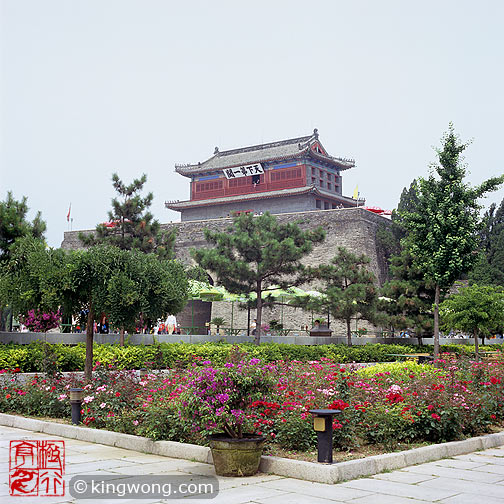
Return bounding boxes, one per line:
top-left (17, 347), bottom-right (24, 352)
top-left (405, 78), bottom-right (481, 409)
top-left (1, 353), bottom-right (503, 455)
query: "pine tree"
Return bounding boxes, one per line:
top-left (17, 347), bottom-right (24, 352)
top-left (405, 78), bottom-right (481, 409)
top-left (192, 212), bottom-right (325, 344)
top-left (0, 192), bottom-right (46, 262)
top-left (80, 173), bottom-right (175, 259)
top-left (308, 247), bottom-right (377, 346)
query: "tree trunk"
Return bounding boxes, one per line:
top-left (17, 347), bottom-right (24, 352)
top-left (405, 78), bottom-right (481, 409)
top-left (346, 318), bottom-right (352, 346)
top-left (120, 327), bottom-right (125, 346)
top-left (433, 284), bottom-right (440, 359)
top-left (254, 282), bottom-right (262, 346)
top-left (473, 328), bottom-right (480, 362)
top-left (84, 305), bottom-right (94, 380)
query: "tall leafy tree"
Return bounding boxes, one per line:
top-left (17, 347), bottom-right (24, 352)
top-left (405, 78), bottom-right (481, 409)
top-left (79, 173), bottom-right (176, 259)
top-left (439, 284), bottom-right (504, 359)
top-left (306, 247), bottom-right (377, 346)
top-left (192, 212), bottom-right (325, 344)
top-left (401, 124), bottom-right (504, 358)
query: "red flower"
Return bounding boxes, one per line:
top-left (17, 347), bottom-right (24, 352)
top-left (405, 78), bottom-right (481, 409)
top-left (115, 392), bottom-right (121, 397)
top-left (490, 377), bottom-right (501, 385)
top-left (328, 399), bottom-right (349, 411)
top-left (5, 393), bottom-right (11, 399)
top-left (490, 414), bottom-right (497, 420)
top-left (385, 392), bottom-right (404, 403)
top-left (431, 413), bottom-right (441, 421)
top-left (427, 404), bottom-right (434, 411)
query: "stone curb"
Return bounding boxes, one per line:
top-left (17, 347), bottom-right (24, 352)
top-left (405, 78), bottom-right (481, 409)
top-left (1, 413), bottom-right (503, 484)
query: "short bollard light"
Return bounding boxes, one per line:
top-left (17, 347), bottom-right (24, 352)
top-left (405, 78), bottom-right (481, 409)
top-left (70, 388), bottom-right (83, 425)
top-left (139, 368), bottom-right (148, 380)
top-left (309, 409), bottom-right (341, 464)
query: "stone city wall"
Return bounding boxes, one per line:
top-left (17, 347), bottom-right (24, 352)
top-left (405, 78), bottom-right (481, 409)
top-left (61, 207), bottom-right (391, 335)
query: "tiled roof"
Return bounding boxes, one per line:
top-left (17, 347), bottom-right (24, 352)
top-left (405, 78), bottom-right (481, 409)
top-left (175, 130), bottom-right (354, 176)
top-left (165, 186), bottom-right (359, 211)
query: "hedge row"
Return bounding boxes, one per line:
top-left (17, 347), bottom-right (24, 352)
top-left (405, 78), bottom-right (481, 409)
top-left (1, 341), bottom-right (501, 373)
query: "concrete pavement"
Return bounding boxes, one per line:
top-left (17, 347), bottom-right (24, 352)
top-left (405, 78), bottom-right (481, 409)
top-left (2, 425), bottom-right (504, 503)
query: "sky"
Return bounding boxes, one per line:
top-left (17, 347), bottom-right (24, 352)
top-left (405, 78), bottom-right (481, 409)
top-left (1, 0), bottom-right (504, 248)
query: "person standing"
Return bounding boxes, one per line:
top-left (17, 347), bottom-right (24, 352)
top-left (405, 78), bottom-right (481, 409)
top-left (166, 314), bottom-right (177, 335)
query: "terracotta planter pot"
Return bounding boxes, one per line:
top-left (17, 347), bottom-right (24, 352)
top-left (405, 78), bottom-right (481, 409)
top-left (208, 433), bottom-right (265, 477)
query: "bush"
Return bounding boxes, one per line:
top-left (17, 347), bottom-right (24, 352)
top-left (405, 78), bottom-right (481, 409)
top-left (0, 341), bottom-right (502, 373)
top-left (274, 412), bottom-right (317, 451)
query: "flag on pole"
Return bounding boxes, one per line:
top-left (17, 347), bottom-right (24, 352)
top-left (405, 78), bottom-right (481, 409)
top-left (66, 203), bottom-right (71, 222)
top-left (352, 186), bottom-right (359, 200)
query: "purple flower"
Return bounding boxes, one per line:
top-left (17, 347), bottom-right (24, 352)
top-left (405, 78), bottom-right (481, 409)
top-left (215, 393), bottom-right (229, 404)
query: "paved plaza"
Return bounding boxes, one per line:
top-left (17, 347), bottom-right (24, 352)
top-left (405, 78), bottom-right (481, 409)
top-left (1, 425), bottom-right (504, 503)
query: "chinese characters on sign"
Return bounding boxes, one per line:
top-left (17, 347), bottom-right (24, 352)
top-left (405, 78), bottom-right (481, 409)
top-left (223, 163), bottom-right (264, 179)
top-left (9, 440), bottom-right (65, 497)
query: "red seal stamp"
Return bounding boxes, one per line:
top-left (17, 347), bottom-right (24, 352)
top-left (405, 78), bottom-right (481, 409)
top-left (9, 440), bottom-right (65, 496)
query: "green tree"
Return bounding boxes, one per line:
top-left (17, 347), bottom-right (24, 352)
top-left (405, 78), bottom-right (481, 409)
top-left (0, 192), bottom-right (46, 330)
top-left (210, 317), bottom-right (226, 335)
top-left (106, 250), bottom-right (188, 345)
top-left (192, 212), bottom-right (325, 344)
top-left (401, 124), bottom-right (504, 358)
top-left (79, 173), bottom-right (176, 259)
top-left (308, 247), bottom-right (377, 346)
top-left (1, 242), bottom-right (188, 379)
top-left (186, 265), bottom-right (210, 283)
top-left (379, 248), bottom-right (435, 342)
top-left (469, 199), bottom-right (504, 286)
top-left (0, 237), bottom-right (66, 317)
top-left (0, 192), bottom-right (46, 262)
top-left (439, 284), bottom-right (504, 359)
top-left (375, 180), bottom-right (420, 269)
top-left (63, 246), bottom-right (188, 377)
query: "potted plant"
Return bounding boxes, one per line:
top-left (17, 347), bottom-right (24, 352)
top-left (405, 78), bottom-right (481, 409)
top-left (175, 357), bottom-right (273, 476)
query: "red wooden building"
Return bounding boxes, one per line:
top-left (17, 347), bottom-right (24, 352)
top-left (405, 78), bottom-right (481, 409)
top-left (166, 129), bottom-right (362, 221)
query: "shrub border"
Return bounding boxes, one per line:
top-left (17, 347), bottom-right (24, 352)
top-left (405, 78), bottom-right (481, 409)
top-left (1, 413), bottom-right (503, 484)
